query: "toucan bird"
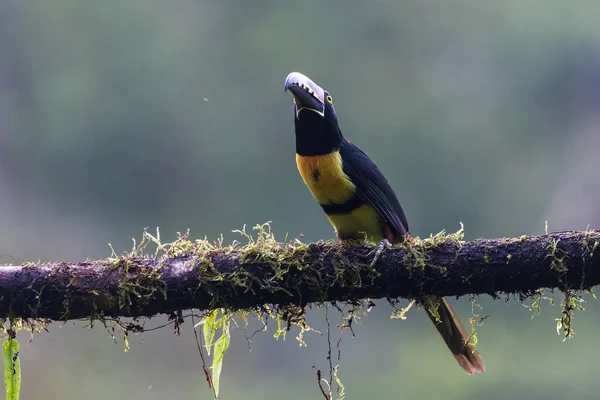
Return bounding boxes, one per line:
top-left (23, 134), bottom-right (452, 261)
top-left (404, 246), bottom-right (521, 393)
top-left (284, 71), bottom-right (485, 374)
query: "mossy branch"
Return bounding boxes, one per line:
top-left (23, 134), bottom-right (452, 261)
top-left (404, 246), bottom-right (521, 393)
top-left (0, 230), bottom-right (599, 320)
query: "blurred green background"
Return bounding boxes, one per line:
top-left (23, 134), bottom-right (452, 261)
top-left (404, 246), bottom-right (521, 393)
top-left (2, 1), bottom-right (600, 399)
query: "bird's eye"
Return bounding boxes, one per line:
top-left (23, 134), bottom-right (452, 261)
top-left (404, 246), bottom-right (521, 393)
top-left (326, 95), bottom-right (333, 103)
top-left (293, 98), bottom-right (296, 105)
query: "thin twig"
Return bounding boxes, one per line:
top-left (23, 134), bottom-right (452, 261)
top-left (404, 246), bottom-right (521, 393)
top-left (192, 312), bottom-right (216, 399)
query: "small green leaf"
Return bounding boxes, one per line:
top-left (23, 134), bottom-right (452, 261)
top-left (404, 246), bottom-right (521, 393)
top-left (203, 310), bottom-right (218, 356)
top-left (211, 325), bottom-right (230, 399)
top-left (3, 338), bottom-right (20, 400)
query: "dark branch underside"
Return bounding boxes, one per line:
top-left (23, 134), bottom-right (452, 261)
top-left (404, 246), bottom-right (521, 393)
top-left (1, 231), bottom-right (599, 320)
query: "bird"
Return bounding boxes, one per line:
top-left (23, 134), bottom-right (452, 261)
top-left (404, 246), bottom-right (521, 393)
top-left (284, 71), bottom-right (485, 374)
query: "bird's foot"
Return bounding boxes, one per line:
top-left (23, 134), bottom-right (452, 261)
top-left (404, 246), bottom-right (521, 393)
top-left (367, 238), bottom-right (391, 268)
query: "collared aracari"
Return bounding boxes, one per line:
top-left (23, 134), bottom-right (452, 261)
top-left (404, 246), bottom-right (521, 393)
top-left (284, 72), bottom-right (485, 374)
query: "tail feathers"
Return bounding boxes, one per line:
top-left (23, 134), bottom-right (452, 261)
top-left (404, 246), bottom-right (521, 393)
top-left (425, 298), bottom-right (485, 375)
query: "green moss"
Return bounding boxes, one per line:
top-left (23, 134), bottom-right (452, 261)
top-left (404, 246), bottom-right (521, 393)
top-left (580, 230), bottom-right (599, 292)
top-left (468, 297), bottom-right (486, 348)
top-left (0, 317), bottom-right (50, 344)
top-left (547, 238), bottom-right (568, 273)
top-left (421, 297), bottom-right (442, 323)
top-left (543, 231), bottom-right (600, 339)
top-left (112, 258), bottom-right (166, 310)
top-left (556, 289), bottom-right (586, 340)
top-left (544, 233), bottom-right (592, 339)
top-left (402, 223), bottom-right (465, 271)
top-left (99, 222), bottom-right (477, 339)
top-left (522, 289), bottom-right (555, 317)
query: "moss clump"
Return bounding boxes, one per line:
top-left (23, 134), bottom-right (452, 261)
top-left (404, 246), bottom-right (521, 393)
top-left (186, 223), bottom-right (384, 313)
top-left (468, 297), bottom-right (485, 347)
top-left (547, 238), bottom-right (568, 273)
top-left (522, 289), bottom-right (555, 317)
top-left (106, 230), bottom-right (169, 312)
top-left (391, 224), bottom-right (488, 350)
top-left (421, 297), bottom-right (442, 323)
top-left (555, 289), bottom-right (590, 340)
top-left (111, 258), bottom-right (166, 311)
top-left (542, 233), bottom-right (593, 339)
top-left (102, 224), bottom-right (330, 345)
top-left (401, 223), bottom-right (465, 272)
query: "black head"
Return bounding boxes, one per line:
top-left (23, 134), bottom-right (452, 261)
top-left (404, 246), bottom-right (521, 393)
top-left (284, 72), bottom-right (344, 156)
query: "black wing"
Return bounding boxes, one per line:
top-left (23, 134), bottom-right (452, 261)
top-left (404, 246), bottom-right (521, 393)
top-left (340, 140), bottom-right (409, 236)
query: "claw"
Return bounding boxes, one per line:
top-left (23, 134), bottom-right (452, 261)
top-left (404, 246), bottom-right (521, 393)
top-left (367, 238), bottom-right (391, 268)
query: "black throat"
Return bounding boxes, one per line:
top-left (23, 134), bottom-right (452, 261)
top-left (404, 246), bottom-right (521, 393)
top-left (294, 111), bottom-right (344, 156)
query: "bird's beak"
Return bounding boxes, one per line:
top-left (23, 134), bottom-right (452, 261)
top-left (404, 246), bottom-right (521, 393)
top-left (284, 72), bottom-right (325, 117)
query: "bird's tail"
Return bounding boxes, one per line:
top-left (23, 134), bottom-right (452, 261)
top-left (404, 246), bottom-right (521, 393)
top-left (425, 297), bottom-right (485, 374)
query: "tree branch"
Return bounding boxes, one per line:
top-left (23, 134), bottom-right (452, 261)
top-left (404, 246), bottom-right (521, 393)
top-left (1, 231), bottom-right (598, 320)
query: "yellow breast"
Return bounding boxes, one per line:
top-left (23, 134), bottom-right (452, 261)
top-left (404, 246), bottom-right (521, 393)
top-left (296, 151), bottom-right (384, 242)
top-left (296, 152), bottom-right (356, 205)
top-left (327, 204), bottom-right (384, 243)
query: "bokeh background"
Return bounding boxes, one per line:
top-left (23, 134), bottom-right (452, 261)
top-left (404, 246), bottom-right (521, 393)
top-left (2, 1), bottom-right (600, 399)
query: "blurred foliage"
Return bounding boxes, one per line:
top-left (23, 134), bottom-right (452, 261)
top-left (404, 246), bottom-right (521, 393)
top-left (2, 0), bottom-right (600, 399)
